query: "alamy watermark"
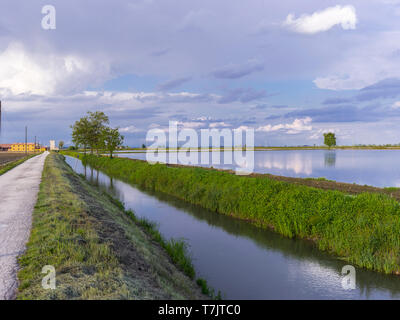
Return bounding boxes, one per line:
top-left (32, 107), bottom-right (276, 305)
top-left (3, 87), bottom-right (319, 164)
top-left (145, 121), bottom-right (255, 175)
top-left (42, 265), bottom-right (56, 290)
top-left (341, 265), bottom-right (356, 290)
top-left (41, 5), bottom-right (56, 30)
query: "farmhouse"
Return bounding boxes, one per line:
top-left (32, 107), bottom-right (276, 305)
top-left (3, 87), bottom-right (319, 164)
top-left (0, 144), bottom-right (12, 152)
top-left (8, 143), bottom-right (47, 152)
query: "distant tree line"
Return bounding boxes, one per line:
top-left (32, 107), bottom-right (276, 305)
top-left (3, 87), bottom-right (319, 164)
top-left (71, 111), bottom-right (124, 158)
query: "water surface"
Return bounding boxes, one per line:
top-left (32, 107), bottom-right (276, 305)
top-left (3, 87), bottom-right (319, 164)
top-left (116, 149), bottom-right (400, 188)
top-left (65, 156), bottom-right (400, 299)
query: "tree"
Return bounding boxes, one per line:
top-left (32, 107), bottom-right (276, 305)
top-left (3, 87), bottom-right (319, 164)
top-left (58, 141), bottom-right (64, 150)
top-left (142, 144), bottom-right (146, 149)
top-left (87, 111), bottom-right (109, 154)
top-left (71, 116), bottom-right (91, 154)
top-left (71, 111), bottom-right (109, 155)
top-left (102, 127), bottom-right (124, 158)
top-left (324, 132), bottom-right (337, 148)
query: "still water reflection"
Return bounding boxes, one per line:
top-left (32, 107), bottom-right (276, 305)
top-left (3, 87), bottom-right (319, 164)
top-left (65, 156), bottom-right (400, 299)
top-left (117, 150), bottom-right (400, 188)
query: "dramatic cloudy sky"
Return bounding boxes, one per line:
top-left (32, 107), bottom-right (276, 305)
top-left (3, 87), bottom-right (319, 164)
top-left (0, 0), bottom-right (400, 146)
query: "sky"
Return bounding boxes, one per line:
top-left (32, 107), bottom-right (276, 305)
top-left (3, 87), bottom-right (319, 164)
top-left (1, 0), bottom-right (400, 147)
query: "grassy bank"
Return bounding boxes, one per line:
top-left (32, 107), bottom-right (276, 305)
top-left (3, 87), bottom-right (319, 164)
top-left (17, 153), bottom-right (205, 300)
top-left (64, 152), bottom-right (400, 275)
top-left (0, 154), bottom-right (38, 176)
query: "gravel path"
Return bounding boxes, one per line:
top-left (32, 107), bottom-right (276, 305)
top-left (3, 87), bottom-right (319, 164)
top-left (0, 152), bottom-right (49, 300)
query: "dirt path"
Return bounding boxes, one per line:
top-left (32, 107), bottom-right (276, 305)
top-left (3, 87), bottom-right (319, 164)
top-left (0, 152), bottom-right (49, 300)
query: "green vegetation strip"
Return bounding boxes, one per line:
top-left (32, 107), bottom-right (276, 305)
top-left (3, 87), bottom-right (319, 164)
top-left (0, 154), bottom-right (38, 176)
top-left (64, 151), bottom-right (400, 275)
top-left (17, 153), bottom-right (206, 300)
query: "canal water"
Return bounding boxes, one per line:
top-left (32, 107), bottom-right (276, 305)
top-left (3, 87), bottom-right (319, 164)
top-left (65, 156), bottom-right (400, 299)
top-left (115, 149), bottom-right (400, 188)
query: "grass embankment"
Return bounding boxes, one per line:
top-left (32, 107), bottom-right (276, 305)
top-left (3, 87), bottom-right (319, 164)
top-left (64, 152), bottom-right (400, 275)
top-left (0, 154), bottom-right (38, 176)
top-left (17, 153), bottom-right (206, 300)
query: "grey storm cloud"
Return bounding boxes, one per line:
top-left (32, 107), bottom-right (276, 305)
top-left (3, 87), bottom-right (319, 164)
top-left (218, 88), bottom-right (266, 104)
top-left (356, 78), bottom-right (400, 101)
top-left (254, 104), bottom-right (268, 109)
top-left (322, 97), bottom-right (353, 105)
top-left (282, 105), bottom-right (385, 123)
top-left (321, 78), bottom-right (400, 105)
top-left (211, 61), bottom-right (264, 79)
top-left (156, 77), bottom-right (192, 91)
top-left (150, 48), bottom-right (170, 57)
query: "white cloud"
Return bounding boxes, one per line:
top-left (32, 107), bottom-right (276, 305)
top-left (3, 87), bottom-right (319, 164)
top-left (193, 116), bottom-right (211, 121)
top-left (177, 121), bottom-right (207, 129)
top-left (119, 125), bottom-right (142, 133)
top-left (313, 74), bottom-right (367, 91)
top-left (148, 123), bottom-right (161, 129)
top-left (314, 31), bottom-right (400, 90)
top-left (209, 122), bottom-right (231, 128)
top-left (309, 128), bottom-right (338, 140)
top-left (392, 101), bottom-right (400, 109)
top-left (257, 117), bottom-right (312, 134)
top-left (234, 125), bottom-right (251, 131)
top-left (0, 42), bottom-right (110, 95)
top-left (284, 5), bottom-right (357, 34)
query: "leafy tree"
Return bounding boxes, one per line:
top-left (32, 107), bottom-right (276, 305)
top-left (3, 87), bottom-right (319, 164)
top-left (324, 132), bottom-right (337, 148)
top-left (87, 111), bottom-right (109, 154)
top-left (71, 116), bottom-right (91, 154)
top-left (58, 141), bottom-right (64, 149)
top-left (71, 111), bottom-right (109, 154)
top-left (102, 127), bottom-right (124, 158)
top-left (142, 144), bottom-right (146, 149)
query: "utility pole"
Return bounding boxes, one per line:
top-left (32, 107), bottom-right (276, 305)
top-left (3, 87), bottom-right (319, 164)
top-left (35, 136), bottom-right (37, 152)
top-left (25, 126), bottom-right (27, 155)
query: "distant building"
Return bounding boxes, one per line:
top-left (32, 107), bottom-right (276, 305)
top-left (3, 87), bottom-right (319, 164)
top-left (9, 143), bottom-right (46, 152)
top-left (0, 144), bottom-right (12, 151)
top-left (10, 143), bottom-right (35, 152)
top-left (49, 140), bottom-right (59, 151)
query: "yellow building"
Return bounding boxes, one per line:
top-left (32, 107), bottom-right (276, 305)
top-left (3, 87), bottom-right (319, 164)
top-left (9, 143), bottom-right (46, 153)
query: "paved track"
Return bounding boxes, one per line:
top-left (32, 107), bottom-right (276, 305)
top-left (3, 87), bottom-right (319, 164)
top-left (0, 152), bottom-right (48, 299)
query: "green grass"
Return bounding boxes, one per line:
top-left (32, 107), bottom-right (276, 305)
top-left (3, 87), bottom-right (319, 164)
top-left (126, 214), bottom-right (196, 280)
top-left (17, 153), bottom-right (205, 300)
top-left (62, 152), bottom-right (400, 275)
top-left (196, 278), bottom-right (222, 299)
top-left (384, 187), bottom-right (400, 192)
top-left (17, 154), bottom-right (127, 299)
